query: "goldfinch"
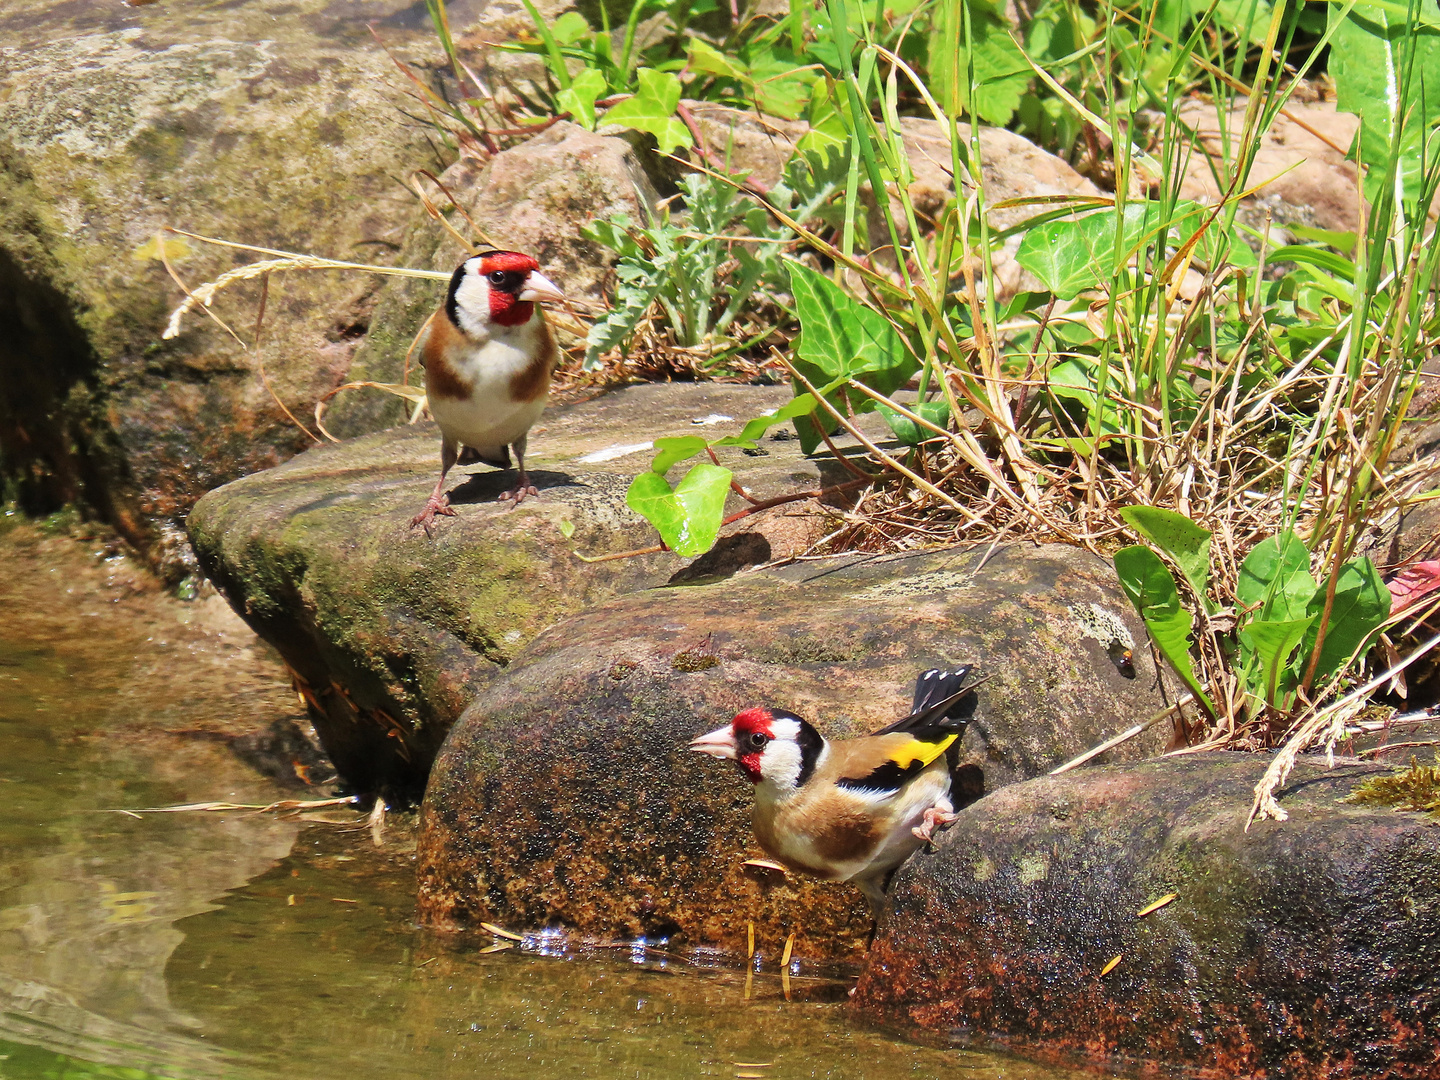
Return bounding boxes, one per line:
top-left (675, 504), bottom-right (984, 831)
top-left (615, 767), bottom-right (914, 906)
top-left (410, 250), bottom-right (566, 534)
top-left (689, 667), bottom-right (979, 915)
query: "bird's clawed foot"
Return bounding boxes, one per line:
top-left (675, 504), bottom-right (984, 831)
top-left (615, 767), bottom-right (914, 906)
top-left (409, 494), bottom-right (457, 536)
top-left (912, 806), bottom-right (958, 847)
top-left (498, 475), bottom-right (539, 505)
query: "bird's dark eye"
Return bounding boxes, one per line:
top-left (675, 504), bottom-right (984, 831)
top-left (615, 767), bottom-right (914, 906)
top-left (747, 732), bottom-right (769, 750)
top-left (487, 270), bottom-right (512, 287)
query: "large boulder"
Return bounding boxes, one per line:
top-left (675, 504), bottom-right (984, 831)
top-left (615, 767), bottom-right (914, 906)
top-left (853, 753), bottom-right (1440, 1078)
top-left (1178, 98), bottom-right (1362, 235)
top-left (416, 541), bottom-right (1172, 964)
top-left (186, 383), bottom-right (861, 800)
top-left (0, 0), bottom-right (452, 574)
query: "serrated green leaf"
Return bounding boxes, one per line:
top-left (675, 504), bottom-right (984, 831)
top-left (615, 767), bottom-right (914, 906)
top-left (626, 462), bottom-right (732, 557)
top-left (1119, 506), bottom-right (1212, 603)
top-left (601, 68), bottom-right (692, 155)
top-left (1114, 545), bottom-right (1215, 716)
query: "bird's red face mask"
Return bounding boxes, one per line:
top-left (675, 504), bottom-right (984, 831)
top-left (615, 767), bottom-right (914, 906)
top-left (473, 251), bottom-right (564, 327)
top-left (689, 708), bottom-right (774, 783)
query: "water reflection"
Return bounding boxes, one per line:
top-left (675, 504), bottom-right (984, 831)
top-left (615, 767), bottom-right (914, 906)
top-left (0, 526), bottom-right (1105, 1080)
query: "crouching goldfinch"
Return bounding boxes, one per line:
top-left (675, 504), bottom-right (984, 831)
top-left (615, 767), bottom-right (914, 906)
top-left (689, 667), bottom-right (979, 915)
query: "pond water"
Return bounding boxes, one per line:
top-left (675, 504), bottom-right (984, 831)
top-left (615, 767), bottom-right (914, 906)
top-left (0, 522), bottom-right (1104, 1080)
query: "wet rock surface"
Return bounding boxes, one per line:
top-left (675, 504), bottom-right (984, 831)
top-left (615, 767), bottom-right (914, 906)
top-left (853, 753), bottom-right (1440, 1079)
top-left (416, 541), bottom-right (1171, 965)
top-left (0, 0), bottom-right (457, 572)
top-left (187, 383), bottom-right (863, 801)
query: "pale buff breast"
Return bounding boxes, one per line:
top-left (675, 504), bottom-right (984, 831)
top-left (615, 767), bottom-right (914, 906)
top-left (756, 757), bottom-right (953, 884)
top-left (423, 312), bottom-right (554, 453)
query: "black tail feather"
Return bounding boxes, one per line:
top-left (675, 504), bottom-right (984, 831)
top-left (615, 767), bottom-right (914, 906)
top-left (872, 666), bottom-right (979, 736)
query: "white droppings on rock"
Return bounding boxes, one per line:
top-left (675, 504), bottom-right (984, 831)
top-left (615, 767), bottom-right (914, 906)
top-left (576, 442), bottom-right (654, 464)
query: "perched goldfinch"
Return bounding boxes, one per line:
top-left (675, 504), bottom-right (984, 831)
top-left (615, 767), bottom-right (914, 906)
top-left (689, 667), bottom-right (978, 915)
top-left (410, 250), bottom-right (565, 534)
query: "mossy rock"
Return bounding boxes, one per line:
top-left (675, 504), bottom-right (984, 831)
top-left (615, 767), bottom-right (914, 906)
top-left (187, 383), bottom-right (871, 801)
top-left (416, 540), bottom-right (1172, 964)
top-left (855, 753), bottom-right (1440, 1078)
top-left (0, 0), bottom-right (450, 572)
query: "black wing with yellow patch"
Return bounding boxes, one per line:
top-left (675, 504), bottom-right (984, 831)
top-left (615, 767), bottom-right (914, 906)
top-left (837, 667), bottom-right (979, 794)
top-left (835, 730), bottom-right (959, 793)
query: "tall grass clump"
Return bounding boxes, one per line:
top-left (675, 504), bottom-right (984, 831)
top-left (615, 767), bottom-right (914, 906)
top-left (575, 0), bottom-right (1440, 806)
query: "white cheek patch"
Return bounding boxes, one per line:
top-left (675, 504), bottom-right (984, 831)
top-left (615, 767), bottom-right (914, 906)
top-left (758, 717), bottom-right (806, 789)
top-left (452, 265), bottom-right (492, 338)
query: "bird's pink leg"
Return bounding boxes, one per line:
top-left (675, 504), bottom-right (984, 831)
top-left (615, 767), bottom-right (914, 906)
top-left (498, 434), bottom-right (539, 505)
top-left (912, 805), bottom-right (958, 845)
top-left (411, 438), bottom-right (460, 535)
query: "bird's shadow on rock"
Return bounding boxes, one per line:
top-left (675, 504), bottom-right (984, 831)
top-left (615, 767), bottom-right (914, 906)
top-left (446, 468), bottom-right (580, 506)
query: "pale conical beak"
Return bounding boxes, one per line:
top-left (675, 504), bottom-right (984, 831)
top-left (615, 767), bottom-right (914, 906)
top-left (688, 725), bottom-right (737, 760)
top-left (517, 270), bottom-right (565, 304)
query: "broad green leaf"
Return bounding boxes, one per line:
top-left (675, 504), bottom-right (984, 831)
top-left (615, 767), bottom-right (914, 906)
top-left (687, 38), bottom-right (747, 80)
top-left (550, 10), bottom-right (592, 44)
top-left (602, 69), bottom-right (692, 155)
top-left (649, 436), bottom-right (710, 475)
top-left (1237, 616), bottom-right (1316, 707)
top-left (1303, 557), bottom-right (1392, 682)
top-left (786, 261), bottom-right (916, 452)
top-left (931, 0), bottom-right (1033, 125)
top-left (1329, 0), bottom-right (1440, 205)
top-left (1119, 506), bottom-right (1212, 602)
top-left (1017, 202), bottom-right (1201, 299)
top-left (795, 79), bottom-right (851, 168)
top-left (723, 392), bottom-right (830, 443)
top-left (1237, 532), bottom-right (1313, 618)
top-left (1046, 356), bottom-right (1121, 435)
top-left (880, 400), bottom-right (952, 445)
top-left (626, 462), bottom-right (732, 557)
top-left (555, 67), bottom-right (606, 130)
top-left (1114, 545), bottom-right (1215, 716)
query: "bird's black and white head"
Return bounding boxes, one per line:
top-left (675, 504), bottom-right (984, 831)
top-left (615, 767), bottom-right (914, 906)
top-left (689, 707), bottom-right (825, 794)
top-left (445, 250), bottom-right (564, 338)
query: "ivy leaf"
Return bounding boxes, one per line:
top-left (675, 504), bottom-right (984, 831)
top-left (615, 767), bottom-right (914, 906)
top-left (786, 260), bottom-right (916, 452)
top-left (602, 68), bottom-right (692, 155)
top-left (556, 67), bottom-right (607, 130)
top-left (794, 79), bottom-right (850, 168)
top-left (648, 435), bottom-right (710, 475)
top-left (1114, 545), bottom-right (1215, 717)
top-left (550, 10), bottom-right (592, 45)
top-left (626, 462), bottom-right (732, 557)
top-left (687, 38), bottom-right (747, 80)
